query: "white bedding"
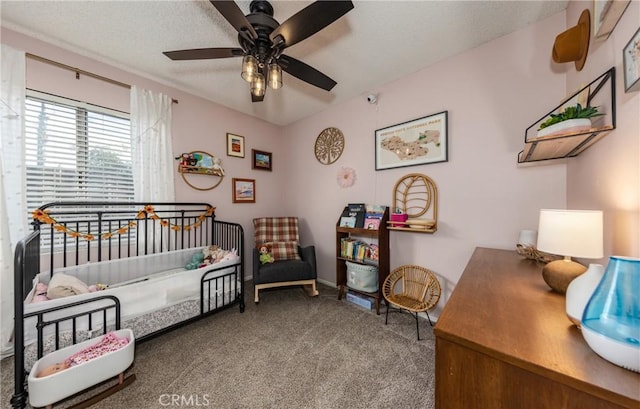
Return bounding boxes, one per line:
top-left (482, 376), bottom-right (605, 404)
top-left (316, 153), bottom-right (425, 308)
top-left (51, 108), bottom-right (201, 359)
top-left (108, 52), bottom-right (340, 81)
top-left (23, 247), bottom-right (241, 347)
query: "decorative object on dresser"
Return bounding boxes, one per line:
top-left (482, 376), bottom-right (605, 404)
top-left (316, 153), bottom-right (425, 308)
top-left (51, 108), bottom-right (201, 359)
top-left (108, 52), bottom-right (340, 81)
top-left (515, 229), bottom-right (555, 263)
top-left (387, 173), bottom-right (437, 233)
top-left (382, 265), bottom-right (441, 340)
top-left (315, 127), bottom-right (345, 165)
top-left (623, 26), bottom-right (640, 93)
top-left (551, 9), bottom-right (590, 71)
top-left (536, 209), bottom-right (603, 293)
top-left (581, 256), bottom-right (640, 373)
top-left (175, 150), bottom-right (224, 190)
top-left (375, 111), bottom-right (448, 170)
top-left (565, 263), bottom-right (604, 326)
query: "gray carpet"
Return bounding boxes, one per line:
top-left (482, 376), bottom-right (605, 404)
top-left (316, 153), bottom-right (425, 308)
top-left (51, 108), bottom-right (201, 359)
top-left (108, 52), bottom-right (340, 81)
top-left (2, 283), bottom-right (435, 409)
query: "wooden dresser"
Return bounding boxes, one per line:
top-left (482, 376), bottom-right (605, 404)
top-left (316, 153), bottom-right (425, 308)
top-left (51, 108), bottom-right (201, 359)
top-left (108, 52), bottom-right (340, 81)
top-left (434, 247), bottom-right (640, 409)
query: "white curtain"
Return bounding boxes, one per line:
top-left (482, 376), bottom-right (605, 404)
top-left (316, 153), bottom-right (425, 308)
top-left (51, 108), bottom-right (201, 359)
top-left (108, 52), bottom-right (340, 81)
top-left (130, 85), bottom-right (175, 203)
top-left (0, 45), bottom-right (27, 358)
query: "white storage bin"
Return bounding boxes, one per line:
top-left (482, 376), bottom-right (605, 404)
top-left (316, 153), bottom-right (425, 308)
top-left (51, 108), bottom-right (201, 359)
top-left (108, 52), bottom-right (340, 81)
top-left (346, 261), bottom-right (378, 293)
top-left (28, 328), bottom-right (135, 408)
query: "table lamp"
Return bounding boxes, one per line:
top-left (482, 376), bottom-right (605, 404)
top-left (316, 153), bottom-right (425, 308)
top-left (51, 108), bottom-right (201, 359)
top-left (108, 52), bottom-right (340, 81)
top-left (536, 209), bottom-right (603, 293)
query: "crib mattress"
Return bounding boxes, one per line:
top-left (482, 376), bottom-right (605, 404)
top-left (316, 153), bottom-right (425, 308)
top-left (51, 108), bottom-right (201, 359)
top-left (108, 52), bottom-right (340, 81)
top-left (28, 328), bottom-right (135, 408)
top-left (23, 253), bottom-right (240, 344)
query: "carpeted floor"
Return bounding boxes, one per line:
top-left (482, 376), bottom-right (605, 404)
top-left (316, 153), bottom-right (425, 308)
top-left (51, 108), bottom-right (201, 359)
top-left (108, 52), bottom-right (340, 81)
top-left (2, 283), bottom-right (435, 409)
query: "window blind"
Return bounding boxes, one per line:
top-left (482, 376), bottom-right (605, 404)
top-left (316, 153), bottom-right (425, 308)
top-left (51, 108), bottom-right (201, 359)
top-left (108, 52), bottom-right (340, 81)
top-left (25, 90), bottom-right (134, 213)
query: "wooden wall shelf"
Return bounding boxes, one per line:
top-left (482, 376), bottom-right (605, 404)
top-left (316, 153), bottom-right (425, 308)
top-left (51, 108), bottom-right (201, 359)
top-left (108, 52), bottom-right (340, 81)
top-left (518, 67), bottom-right (616, 163)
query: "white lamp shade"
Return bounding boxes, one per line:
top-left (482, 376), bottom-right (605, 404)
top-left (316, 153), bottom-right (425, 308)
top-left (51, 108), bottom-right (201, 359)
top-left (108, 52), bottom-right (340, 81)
top-left (537, 209), bottom-right (603, 258)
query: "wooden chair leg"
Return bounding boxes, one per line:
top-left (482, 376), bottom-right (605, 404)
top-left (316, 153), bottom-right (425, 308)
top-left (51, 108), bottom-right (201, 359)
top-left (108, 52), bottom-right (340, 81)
top-left (254, 286), bottom-right (260, 303)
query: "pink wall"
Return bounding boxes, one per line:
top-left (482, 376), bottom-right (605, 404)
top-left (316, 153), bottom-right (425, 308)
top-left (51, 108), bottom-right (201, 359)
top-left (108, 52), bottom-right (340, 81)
top-left (565, 0), bottom-right (640, 260)
top-left (284, 12), bottom-right (569, 304)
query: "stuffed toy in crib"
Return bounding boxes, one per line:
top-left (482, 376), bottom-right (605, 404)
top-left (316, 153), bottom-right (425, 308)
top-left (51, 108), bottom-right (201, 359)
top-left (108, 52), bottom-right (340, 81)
top-left (185, 245), bottom-right (238, 270)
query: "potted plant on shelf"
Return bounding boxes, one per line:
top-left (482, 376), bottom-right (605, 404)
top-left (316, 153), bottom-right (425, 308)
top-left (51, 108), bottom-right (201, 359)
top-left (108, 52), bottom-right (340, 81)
top-left (536, 103), bottom-right (604, 137)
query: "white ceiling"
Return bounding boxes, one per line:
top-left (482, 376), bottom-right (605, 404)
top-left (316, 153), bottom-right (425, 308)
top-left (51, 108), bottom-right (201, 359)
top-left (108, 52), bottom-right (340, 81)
top-left (1, 1), bottom-right (567, 126)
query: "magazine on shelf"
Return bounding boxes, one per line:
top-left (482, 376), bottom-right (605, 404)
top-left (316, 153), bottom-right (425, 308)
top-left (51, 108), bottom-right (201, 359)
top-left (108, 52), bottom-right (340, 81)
top-left (342, 203), bottom-right (366, 228)
top-left (339, 216), bottom-right (357, 228)
top-left (363, 204), bottom-right (386, 230)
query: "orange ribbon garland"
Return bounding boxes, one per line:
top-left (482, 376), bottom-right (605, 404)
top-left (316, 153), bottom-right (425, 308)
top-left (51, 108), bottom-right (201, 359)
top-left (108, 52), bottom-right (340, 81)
top-left (32, 205), bottom-right (215, 241)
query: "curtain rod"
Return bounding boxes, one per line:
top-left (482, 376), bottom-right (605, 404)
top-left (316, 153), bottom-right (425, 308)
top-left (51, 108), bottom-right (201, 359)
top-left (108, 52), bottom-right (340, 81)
top-left (26, 53), bottom-right (178, 104)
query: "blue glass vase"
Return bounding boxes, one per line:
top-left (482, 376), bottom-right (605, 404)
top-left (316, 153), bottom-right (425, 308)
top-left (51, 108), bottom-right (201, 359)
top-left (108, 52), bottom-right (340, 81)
top-left (581, 256), bottom-right (640, 372)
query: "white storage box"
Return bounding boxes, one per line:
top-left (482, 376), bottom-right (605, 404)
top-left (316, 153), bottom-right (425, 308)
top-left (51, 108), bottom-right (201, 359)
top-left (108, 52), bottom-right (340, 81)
top-left (28, 328), bottom-right (135, 408)
top-left (346, 261), bottom-right (378, 293)
top-left (346, 292), bottom-right (373, 310)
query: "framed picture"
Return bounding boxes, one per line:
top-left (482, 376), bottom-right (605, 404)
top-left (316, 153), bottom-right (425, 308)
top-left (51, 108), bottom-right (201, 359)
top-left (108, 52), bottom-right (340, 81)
top-left (623, 27), bottom-right (640, 93)
top-left (226, 133), bottom-right (245, 158)
top-left (594, 0), bottom-right (630, 40)
top-left (375, 111), bottom-right (448, 170)
top-left (252, 149), bottom-right (272, 171)
top-left (232, 178), bottom-right (255, 203)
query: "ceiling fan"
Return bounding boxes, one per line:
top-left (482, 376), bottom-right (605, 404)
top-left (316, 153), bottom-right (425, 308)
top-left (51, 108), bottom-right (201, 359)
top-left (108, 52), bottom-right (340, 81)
top-left (163, 0), bottom-right (354, 102)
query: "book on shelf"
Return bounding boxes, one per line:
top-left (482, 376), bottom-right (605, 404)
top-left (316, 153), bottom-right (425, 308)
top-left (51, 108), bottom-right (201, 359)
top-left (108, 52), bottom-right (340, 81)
top-left (342, 203), bottom-right (366, 228)
top-left (364, 217), bottom-right (381, 230)
top-left (363, 204), bottom-right (386, 230)
top-left (340, 238), bottom-right (378, 264)
top-left (339, 216), bottom-right (357, 228)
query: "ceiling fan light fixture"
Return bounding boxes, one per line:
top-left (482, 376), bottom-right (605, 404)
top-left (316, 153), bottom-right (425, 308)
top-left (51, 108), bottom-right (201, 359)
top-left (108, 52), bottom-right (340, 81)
top-left (241, 55), bottom-right (258, 82)
top-left (268, 63), bottom-right (282, 90)
top-left (251, 72), bottom-right (266, 97)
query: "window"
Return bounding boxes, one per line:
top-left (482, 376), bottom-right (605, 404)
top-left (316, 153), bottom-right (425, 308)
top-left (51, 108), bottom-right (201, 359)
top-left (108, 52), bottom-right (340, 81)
top-left (25, 90), bottom-right (134, 212)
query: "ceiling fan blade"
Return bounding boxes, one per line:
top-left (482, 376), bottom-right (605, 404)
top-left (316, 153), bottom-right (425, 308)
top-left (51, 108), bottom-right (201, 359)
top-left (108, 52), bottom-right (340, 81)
top-left (209, 0), bottom-right (258, 40)
top-left (163, 48), bottom-right (244, 60)
top-left (277, 55), bottom-right (337, 91)
top-left (251, 92), bottom-right (265, 103)
top-left (269, 1), bottom-right (354, 49)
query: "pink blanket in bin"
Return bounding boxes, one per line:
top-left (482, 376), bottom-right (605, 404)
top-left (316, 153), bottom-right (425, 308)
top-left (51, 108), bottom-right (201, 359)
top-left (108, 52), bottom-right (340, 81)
top-left (65, 332), bottom-right (129, 367)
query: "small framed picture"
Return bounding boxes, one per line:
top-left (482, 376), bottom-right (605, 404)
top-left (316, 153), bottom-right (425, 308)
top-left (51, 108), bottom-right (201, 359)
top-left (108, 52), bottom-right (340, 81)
top-left (227, 133), bottom-right (245, 158)
top-left (252, 149), bottom-right (272, 171)
top-left (232, 178), bottom-right (255, 203)
top-left (623, 26), bottom-right (640, 93)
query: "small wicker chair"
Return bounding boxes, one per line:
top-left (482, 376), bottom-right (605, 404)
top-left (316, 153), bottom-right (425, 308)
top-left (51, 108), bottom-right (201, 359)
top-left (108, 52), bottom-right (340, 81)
top-left (382, 265), bottom-right (441, 340)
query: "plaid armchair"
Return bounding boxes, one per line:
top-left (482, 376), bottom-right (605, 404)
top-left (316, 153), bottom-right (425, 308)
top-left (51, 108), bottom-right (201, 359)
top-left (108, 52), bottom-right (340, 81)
top-left (252, 217), bottom-right (318, 303)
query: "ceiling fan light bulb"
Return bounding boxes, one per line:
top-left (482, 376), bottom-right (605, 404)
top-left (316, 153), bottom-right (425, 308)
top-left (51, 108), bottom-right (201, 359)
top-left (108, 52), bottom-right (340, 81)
top-left (241, 55), bottom-right (258, 82)
top-left (268, 63), bottom-right (282, 90)
top-left (251, 73), bottom-right (266, 97)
